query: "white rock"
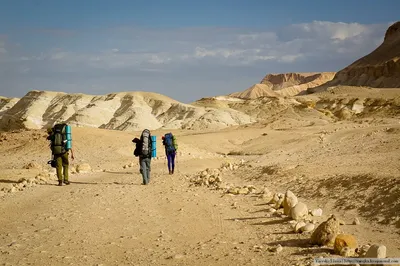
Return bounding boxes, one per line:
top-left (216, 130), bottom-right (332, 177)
top-left (352, 217), bottom-right (361, 225)
top-left (294, 221), bottom-right (306, 233)
top-left (283, 190), bottom-right (298, 215)
top-left (290, 202), bottom-right (308, 220)
top-left (311, 208), bottom-right (323, 217)
top-left (300, 223), bottom-right (315, 233)
top-left (364, 244), bottom-right (386, 258)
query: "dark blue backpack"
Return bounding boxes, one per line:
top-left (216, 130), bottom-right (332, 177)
top-left (164, 133), bottom-right (175, 153)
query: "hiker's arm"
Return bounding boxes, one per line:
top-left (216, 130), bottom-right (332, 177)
top-left (70, 149), bottom-right (75, 160)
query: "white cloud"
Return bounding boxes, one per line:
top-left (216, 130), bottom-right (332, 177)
top-left (0, 21), bottom-right (391, 101)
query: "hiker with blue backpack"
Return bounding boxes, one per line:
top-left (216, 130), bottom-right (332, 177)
top-left (132, 129), bottom-right (154, 185)
top-left (47, 124), bottom-right (75, 186)
top-left (162, 133), bottom-right (178, 174)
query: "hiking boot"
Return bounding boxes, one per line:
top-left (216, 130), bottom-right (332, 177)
top-left (57, 181), bottom-right (63, 186)
top-left (169, 170), bottom-right (172, 175)
top-left (64, 180), bottom-right (70, 185)
top-left (171, 169), bottom-right (174, 174)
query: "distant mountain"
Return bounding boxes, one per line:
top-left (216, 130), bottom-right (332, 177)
top-left (309, 21), bottom-right (400, 93)
top-left (230, 72), bottom-right (335, 99)
top-left (0, 91), bottom-right (255, 131)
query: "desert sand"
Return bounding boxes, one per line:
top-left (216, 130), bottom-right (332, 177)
top-left (0, 22), bottom-right (399, 266)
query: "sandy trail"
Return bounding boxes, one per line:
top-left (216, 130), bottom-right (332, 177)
top-left (0, 158), bottom-right (265, 266)
top-left (1, 118), bottom-right (400, 266)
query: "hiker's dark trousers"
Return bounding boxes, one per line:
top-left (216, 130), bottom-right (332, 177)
top-left (139, 157), bottom-right (151, 185)
top-left (167, 152), bottom-right (175, 172)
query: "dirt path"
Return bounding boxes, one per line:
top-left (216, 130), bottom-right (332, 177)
top-left (1, 122), bottom-right (400, 266)
top-left (2, 155), bottom-right (400, 266)
top-left (0, 159), bottom-right (269, 266)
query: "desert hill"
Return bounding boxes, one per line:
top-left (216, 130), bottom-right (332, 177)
top-left (0, 96), bottom-right (20, 118)
top-left (0, 90), bottom-right (255, 131)
top-left (229, 84), bottom-right (280, 99)
top-left (309, 21), bottom-right (400, 93)
top-left (230, 72), bottom-right (335, 99)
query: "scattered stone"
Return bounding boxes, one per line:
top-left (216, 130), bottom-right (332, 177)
top-left (190, 168), bottom-right (223, 188)
top-left (245, 185), bottom-right (257, 193)
top-left (340, 246), bottom-right (357, 257)
top-left (352, 217), bottom-right (361, 225)
top-left (334, 234), bottom-right (358, 255)
top-left (129, 162), bottom-right (135, 167)
top-left (238, 187), bottom-right (249, 195)
top-left (227, 187), bottom-right (239, 195)
top-left (291, 202), bottom-right (308, 220)
top-left (294, 222), bottom-right (306, 233)
top-left (123, 165), bottom-right (128, 169)
top-left (275, 245), bottom-right (283, 254)
top-left (283, 190), bottom-right (298, 215)
top-left (24, 162), bottom-right (42, 170)
top-left (310, 215), bottom-right (340, 246)
top-left (260, 188), bottom-right (274, 202)
top-left (173, 254), bottom-right (185, 259)
top-left (70, 166), bottom-right (77, 174)
top-left (364, 244), bottom-right (386, 258)
top-left (311, 208), bottom-right (323, 217)
top-left (358, 245), bottom-right (370, 257)
top-left (300, 223), bottom-right (315, 233)
top-left (339, 220), bottom-right (346, 225)
top-left (76, 163), bottom-right (92, 173)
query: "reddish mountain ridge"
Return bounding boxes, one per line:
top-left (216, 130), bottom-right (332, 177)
top-left (309, 21), bottom-right (400, 93)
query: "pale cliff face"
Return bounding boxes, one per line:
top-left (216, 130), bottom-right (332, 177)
top-left (0, 90), bottom-right (255, 131)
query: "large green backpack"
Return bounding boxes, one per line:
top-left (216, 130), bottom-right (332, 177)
top-left (51, 123), bottom-right (68, 155)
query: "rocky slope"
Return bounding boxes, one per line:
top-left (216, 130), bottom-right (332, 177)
top-left (230, 72), bottom-right (335, 99)
top-left (309, 21), bottom-right (400, 93)
top-left (0, 96), bottom-right (20, 118)
top-left (0, 91), bottom-right (255, 131)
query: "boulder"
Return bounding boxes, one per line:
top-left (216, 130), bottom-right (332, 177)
top-left (283, 190), bottom-right (298, 215)
top-left (290, 202), bottom-right (308, 220)
top-left (310, 215), bottom-right (340, 246)
top-left (334, 234), bottom-right (358, 255)
top-left (364, 244), bottom-right (386, 258)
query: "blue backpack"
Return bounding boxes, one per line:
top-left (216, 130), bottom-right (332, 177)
top-left (164, 133), bottom-right (175, 153)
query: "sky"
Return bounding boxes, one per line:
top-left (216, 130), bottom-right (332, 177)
top-left (0, 0), bottom-right (398, 103)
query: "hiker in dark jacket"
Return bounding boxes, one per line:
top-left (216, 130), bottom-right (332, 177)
top-left (162, 133), bottom-right (178, 174)
top-left (132, 129), bottom-right (152, 185)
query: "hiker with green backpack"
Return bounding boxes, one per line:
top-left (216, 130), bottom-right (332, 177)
top-left (162, 132), bottom-right (178, 174)
top-left (47, 124), bottom-right (75, 186)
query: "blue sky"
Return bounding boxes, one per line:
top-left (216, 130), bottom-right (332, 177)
top-left (0, 0), bottom-right (398, 102)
